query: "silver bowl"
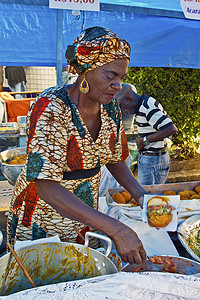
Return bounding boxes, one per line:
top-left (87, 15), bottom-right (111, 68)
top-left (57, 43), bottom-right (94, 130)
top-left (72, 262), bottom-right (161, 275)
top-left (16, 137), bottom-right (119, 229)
top-left (0, 230), bottom-right (2, 247)
top-left (0, 147), bottom-right (26, 185)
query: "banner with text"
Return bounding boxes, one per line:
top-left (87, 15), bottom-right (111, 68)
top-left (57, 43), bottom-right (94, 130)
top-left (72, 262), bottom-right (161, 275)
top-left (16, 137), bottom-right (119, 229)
top-left (180, 0), bottom-right (200, 20)
top-left (49, 0), bottom-right (100, 11)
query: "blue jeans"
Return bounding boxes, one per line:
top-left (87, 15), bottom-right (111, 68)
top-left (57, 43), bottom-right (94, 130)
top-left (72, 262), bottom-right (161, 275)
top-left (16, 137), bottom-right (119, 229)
top-left (137, 150), bottom-right (170, 185)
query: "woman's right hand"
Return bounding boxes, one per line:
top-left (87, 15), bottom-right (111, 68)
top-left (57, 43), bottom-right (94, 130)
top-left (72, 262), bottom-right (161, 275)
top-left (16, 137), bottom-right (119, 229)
top-left (111, 221), bottom-right (146, 265)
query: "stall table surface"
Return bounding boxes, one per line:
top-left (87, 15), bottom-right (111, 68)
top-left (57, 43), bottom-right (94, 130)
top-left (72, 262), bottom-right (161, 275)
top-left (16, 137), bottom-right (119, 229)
top-left (0, 265), bottom-right (199, 300)
top-left (0, 181), bottom-right (200, 298)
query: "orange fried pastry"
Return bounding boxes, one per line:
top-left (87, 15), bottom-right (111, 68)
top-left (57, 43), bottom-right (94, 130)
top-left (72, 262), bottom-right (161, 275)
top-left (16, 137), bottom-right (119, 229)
top-left (195, 185), bottom-right (200, 194)
top-left (163, 191), bottom-right (176, 196)
top-left (121, 190), bottom-right (131, 203)
top-left (112, 192), bottom-right (126, 204)
top-left (177, 191), bottom-right (190, 200)
top-left (130, 197), bottom-right (139, 207)
top-left (188, 190), bottom-right (197, 196)
top-left (190, 193), bottom-right (200, 199)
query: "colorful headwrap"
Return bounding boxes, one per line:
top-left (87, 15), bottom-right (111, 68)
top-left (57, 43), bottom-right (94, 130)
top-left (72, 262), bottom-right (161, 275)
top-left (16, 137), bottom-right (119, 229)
top-left (65, 26), bottom-right (130, 75)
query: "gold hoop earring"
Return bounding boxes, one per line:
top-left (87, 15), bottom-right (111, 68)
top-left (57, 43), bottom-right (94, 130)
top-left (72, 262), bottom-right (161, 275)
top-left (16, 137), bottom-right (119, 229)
top-left (79, 75), bottom-right (89, 94)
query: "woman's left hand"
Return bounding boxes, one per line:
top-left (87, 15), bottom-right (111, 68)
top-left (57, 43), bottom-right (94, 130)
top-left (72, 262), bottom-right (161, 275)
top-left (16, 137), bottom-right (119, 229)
top-left (106, 161), bottom-right (146, 208)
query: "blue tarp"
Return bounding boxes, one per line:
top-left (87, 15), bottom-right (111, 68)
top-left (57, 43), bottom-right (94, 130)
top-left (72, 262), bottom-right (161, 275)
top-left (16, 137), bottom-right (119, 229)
top-left (0, 0), bottom-right (200, 69)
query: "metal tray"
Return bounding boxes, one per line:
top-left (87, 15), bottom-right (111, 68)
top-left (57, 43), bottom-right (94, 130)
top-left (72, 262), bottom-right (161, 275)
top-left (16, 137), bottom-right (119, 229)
top-left (106, 188), bottom-right (140, 208)
top-left (0, 122), bottom-right (18, 134)
top-left (122, 255), bottom-right (200, 275)
top-left (0, 129), bottom-right (18, 135)
top-left (143, 181), bottom-right (200, 194)
top-left (177, 213), bottom-right (200, 262)
top-left (106, 181), bottom-right (200, 206)
top-left (0, 232), bottom-right (117, 296)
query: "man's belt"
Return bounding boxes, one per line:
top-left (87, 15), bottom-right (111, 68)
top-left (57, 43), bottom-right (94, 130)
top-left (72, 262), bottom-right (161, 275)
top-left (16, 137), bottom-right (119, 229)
top-left (63, 167), bottom-right (100, 180)
top-left (141, 148), bottom-right (168, 156)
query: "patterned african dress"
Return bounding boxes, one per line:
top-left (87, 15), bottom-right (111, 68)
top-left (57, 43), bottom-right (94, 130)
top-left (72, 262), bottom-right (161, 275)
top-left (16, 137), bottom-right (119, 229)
top-left (7, 86), bottom-right (129, 247)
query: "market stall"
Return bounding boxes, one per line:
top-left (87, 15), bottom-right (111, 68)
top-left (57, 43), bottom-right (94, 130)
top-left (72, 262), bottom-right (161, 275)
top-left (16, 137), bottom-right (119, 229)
top-left (0, 160), bottom-right (200, 294)
top-left (0, 0), bottom-right (200, 85)
top-left (0, 185), bottom-right (200, 298)
top-left (0, 1), bottom-right (200, 297)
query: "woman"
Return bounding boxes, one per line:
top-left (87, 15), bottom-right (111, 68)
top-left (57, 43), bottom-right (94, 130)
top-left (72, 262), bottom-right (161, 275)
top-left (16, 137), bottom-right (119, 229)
top-left (7, 27), bottom-right (146, 265)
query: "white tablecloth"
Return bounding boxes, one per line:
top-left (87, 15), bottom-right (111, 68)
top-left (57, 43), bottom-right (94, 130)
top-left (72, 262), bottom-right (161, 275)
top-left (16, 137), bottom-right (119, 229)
top-left (1, 197), bottom-right (200, 299)
top-left (99, 197), bottom-right (179, 257)
top-left (1, 272), bottom-right (200, 300)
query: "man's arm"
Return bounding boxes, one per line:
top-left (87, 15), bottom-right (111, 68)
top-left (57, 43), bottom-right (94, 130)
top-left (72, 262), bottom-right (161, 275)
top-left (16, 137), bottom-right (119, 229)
top-left (136, 123), bottom-right (178, 151)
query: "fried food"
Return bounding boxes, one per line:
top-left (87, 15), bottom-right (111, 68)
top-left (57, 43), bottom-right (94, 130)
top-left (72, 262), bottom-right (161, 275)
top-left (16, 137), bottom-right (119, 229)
top-left (111, 190), bottom-right (139, 206)
top-left (121, 190), bottom-right (131, 203)
top-left (112, 192), bottom-right (126, 204)
top-left (188, 190), bottom-right (197, 196)
top-left (177, 191), bottom-right (190, 200)
top-left (130, 197), bottom-right (139, 207)
top-left (163, 191), bottom-right (176, 196)
top-left (147, 196), bottom-right (174, 228)
top-left (4, 154), bottom-right (27, 165)
top-left (148, 213), bottom-right (172, 228)
top-left (195, 185), bottom-right (200, 194)
top-left (190, 194), bottom-right (200, 199)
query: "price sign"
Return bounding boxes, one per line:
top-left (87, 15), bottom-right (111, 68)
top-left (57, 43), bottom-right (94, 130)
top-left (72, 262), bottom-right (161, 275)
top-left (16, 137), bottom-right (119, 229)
top-left (180, 0), bottom-right (200, 20)
top-left (49, 0), bottom-right (100, 11)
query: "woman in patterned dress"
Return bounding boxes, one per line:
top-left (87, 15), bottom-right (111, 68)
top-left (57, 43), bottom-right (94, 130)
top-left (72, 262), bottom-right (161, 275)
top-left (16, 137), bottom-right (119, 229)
top-left (7, 26), bottom-right (146, 265)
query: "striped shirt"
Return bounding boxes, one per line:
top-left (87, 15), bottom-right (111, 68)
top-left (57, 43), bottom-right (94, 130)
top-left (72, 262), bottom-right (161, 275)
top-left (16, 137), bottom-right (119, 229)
top-left (135, 94), bottom-right (173, 152)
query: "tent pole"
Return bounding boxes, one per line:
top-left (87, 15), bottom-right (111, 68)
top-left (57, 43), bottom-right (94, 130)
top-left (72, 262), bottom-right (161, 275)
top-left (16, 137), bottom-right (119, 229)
top-left (56, 9), bottom-right (63, 86)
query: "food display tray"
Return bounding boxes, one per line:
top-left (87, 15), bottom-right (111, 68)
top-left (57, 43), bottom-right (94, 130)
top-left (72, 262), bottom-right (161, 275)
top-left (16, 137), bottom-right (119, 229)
top-left (122, 255), bottom-right (200, 275)
top-left (106, 181), bottom-right (200, 207)
top-left (106, 188), bottom-right (140, 208)
top-left (177, 213), bottom-right (200, 262)
top-left (143, 181), bottom-right (200, 194)
top-left (0, 122), bottom-right (18, 134)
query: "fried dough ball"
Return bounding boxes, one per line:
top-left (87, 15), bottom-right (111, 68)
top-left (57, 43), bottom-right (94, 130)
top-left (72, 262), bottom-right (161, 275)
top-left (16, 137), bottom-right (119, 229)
top-left (163, 191), bottom-right (176, 196)
top-left (182, 190), bottom-right (196, 197)
top-left (121, 190), bottom-right (131, 203)
top-left (195, 185), bottom-right (200, 194)
top-left (177, 191), bottom-right (190, 200)
top-left (130, 197), bottom-right (139, 207)
top-left (190, 193), bottom-right (200, 199)
top-left (112, 193), bottom-right (126, 204)
top-left (188, 190), bottom-right (197, 196)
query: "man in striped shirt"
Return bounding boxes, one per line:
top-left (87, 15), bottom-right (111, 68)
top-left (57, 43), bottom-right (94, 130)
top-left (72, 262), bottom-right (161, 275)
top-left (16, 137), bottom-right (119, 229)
top-left (116, 83), bottom-right (178, 186)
